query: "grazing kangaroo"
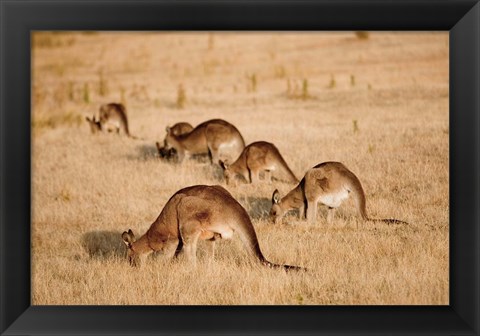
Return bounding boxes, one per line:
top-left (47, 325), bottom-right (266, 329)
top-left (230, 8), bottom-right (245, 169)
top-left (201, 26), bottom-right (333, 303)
top-left (156, 122), bottom-right (194, 159)
top-left (219, 141), bottom-right (299, 186)
top-left (96, 103), bottom-right (144, 139)
top-left (163, 119), bottom-right (245, 165)
top-left (85, 116), bottom-right (102, 134)
top-left (270, 161), bottom-right (408, 225)
top-left (122, 185), bottom-right (304, 271)
top-left (98, 103), bottom-right (130, 135)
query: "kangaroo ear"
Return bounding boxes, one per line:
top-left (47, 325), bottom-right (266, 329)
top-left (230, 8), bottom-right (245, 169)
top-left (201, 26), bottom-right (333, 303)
top-left (219, 160), bottom-right (228, 170)
top-left (166, 126), bottom-right (171, 134)
top-left (272, 189), bottom-right (281, 204)
top-left (122, 231), bottom-right (132, 248)
top-left (122, 230), bottom-right (136, 248)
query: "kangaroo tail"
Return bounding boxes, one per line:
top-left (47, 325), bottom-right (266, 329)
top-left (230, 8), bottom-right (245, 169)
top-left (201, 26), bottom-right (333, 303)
top-left (239, 234), bottom-right (306, 272)
top-left (348, 173), bottom-right (407, 225)
top-left (275, 150), bottom-right (299, 184)
top-left (369, 218), bottom-right (409, 225)
top-left (117, 104), bottom-right (131, 137)
top-left (261, 260), bottom-right (307, 272)
top-left (282, 164), bottom-right (300, 184)
top-left (235, 207), bottom-right (305, 272)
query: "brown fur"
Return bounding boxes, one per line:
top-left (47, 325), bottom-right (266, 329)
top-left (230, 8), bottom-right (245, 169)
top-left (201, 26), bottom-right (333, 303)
top-left (219, 141), bottom-right (299, 185)
top-left (122, 185), bottom-right (304, 271)
top-left (156, 122), bottom-right (194, 159)
top-left (270, 162), bottom-right (408, 225)
top-left (163, 119), bottom-right (245, 165)
top-left (98, 103), bottom-right (130, 136)
top-left (169, 122), bottom-right (194, 136)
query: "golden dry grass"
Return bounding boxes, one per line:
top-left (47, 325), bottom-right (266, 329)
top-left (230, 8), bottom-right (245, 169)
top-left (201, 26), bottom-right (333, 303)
top-left (31, 32), bottom-right (449, 305)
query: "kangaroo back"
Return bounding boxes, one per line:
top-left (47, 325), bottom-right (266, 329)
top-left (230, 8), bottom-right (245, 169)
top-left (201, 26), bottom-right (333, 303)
top-left (116, 103), bottom-right (130, 136)
top-left (99, 103), bottom-right (131, 136)
top-left (272, 147), bottom-right (299, 184)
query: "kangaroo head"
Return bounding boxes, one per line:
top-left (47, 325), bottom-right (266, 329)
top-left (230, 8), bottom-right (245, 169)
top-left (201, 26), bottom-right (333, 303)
top-left (86, 116), bottom-right (102, 134)
top-left (121, 229), bottom-right (140, 267)
top-left (156, 142), bottom-right (171, 158)
top-left (163, 126), bottom-right (175, 150)
top-left (269, 189), bottom-right (284, 224)
top-left (219, 160), bottom-right (233, 185)
top-left (98, 105), bottom-right (109, 123)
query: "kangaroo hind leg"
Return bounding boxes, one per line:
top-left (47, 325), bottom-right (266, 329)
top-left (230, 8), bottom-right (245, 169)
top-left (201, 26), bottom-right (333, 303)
top-left (207, 143), bottom-right (220, 166)
top-left (249, 169), bottom-right (261, 184)
top-left (306, 199), bottom-right (318, 224)
top-left (205, 233), bottom-right (221, 262)
top-left (327, 207), bottom-right (336, 224)
top-left (179, 221), bottom-right (202, 267)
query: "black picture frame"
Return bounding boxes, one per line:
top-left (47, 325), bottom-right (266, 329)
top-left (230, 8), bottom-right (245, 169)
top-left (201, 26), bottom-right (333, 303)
top-left (1, 1), bottom-right (479, 335)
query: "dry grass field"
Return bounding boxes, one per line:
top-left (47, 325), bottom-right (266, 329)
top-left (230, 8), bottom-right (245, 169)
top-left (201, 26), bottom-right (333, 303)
top-left (31, 32), bottom-right (449, 305)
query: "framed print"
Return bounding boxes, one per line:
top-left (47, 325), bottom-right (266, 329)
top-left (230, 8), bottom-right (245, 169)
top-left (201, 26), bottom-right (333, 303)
top-left (1, 0), bottom-right (479, 335)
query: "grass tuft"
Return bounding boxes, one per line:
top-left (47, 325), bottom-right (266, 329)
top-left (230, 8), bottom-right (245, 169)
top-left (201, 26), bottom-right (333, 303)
top-left (353, 120), bottom-right (359, 133)
top-left (33, 32), bottom-right (76, 48)
top-left (247, 73), bottom-right (257, 93)
top-left (98, 69), bottom-right (108, 97)
top-left (286, 78), bottom-right (313, 100)
top-left (33, 111), bottom-right (83, 130)
top-left (328, 74), bottom-right (336, 89)
top-left (355, 31), bottom-right (370, 40)
top-left (83, 83), bottom-right (90, 104)
top-left (176, 84), bottom-right (187, 109)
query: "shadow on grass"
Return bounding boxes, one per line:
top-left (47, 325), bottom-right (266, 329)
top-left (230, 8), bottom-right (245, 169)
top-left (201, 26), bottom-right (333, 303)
top-left (81, 230), bottom-right (125, 259)
top-left (128, 143), bottom-right (214, 165)
top-left (241, 196), bottom-right (272, 220)
top-left (241, 195), bottom-right (306, 223)
top-left (126, 143), bottom-right (161, 161)
top-left (202, 164), bottom-right (225, 182)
